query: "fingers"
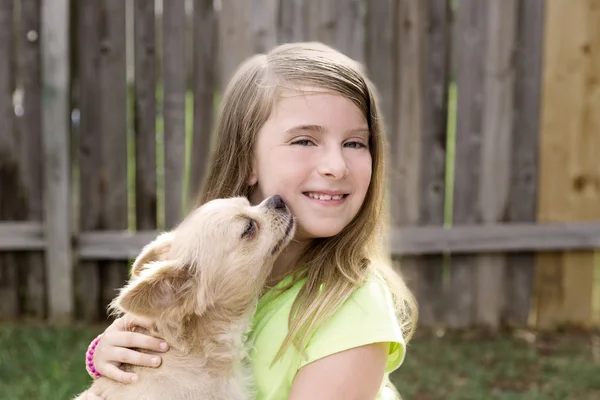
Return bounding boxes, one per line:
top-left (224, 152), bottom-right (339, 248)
top-left (110, 347), bottom-right (163, 368)
top-left (99, 363), bottom-right (140, 385)
top-left (106, 329), bottom-right (168, 353)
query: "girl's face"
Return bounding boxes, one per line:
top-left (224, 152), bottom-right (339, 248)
top-left (248, 88), bottom-right (372, 240)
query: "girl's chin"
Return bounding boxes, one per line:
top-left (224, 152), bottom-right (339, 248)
top-left (293, 224), bottom-right (345, 241)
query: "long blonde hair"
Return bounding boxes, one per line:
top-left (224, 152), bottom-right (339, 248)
top-left (196, 42), bottom-right (418, 361)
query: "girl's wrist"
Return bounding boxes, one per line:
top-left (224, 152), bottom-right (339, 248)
top-left (85, 333), bottom-right (103, 379)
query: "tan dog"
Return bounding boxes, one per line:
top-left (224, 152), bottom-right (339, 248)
top-left (75, 195), bottom-right (295, 400)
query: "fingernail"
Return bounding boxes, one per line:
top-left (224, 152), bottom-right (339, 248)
top-left (152, 357), bottom-right (160, 366)
top-left (159, 341), bottom-right (168, 351)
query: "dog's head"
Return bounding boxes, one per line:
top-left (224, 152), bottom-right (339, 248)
top-left (112, 195), bottom-right (295, 321)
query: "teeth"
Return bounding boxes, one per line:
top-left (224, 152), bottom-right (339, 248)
top-left (306, 192), bottom-right (344, 201)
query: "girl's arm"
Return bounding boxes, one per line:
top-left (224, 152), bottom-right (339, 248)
top-left (288, 342), bottom-right (389, 400)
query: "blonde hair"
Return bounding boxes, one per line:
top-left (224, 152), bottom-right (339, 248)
top-left (196, 42), bottom-right (418, 361)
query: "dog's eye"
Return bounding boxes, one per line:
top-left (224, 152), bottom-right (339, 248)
top-left (241, 219), bottom-right (256, 239)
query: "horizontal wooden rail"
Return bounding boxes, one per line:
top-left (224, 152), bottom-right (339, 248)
top-left (2, 221), bottom-right (600, 258)
top-left (0, 222), bottom-right (46, 250)
top-left (390, 222), bottom-right (600, 255)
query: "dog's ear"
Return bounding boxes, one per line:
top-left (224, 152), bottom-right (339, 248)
top-left (115, 261), bottom-right (199, 319)
top-left (131, 232), bottom-right (175, 278)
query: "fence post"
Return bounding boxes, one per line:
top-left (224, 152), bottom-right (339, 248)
top-left (41, 0), bottom-right (73, 322)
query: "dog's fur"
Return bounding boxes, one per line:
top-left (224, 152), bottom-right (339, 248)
top-left (75, 195), bottom-right (295, 400)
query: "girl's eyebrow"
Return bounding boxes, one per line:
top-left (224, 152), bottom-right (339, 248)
top-left (284, 124), bottom-right (326, 135)
top-left (284, 125), bottom-right (370, 136)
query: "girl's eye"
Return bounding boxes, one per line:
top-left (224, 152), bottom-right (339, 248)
top-left (344, 141), bottom-right (367, 149)
top-left (290, 139), bottom-right (314, 146)
top-left (241, 219), bottom-right (257, 239)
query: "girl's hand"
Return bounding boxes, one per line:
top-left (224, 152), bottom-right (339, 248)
top-left (93, 315), bottom-right (169, 384)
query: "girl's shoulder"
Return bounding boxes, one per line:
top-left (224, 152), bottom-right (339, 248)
top-left (300, 270), bottom-right (406, 373)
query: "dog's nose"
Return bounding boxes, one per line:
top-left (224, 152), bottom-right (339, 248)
top-left (266, 195), bottom-right (286, 210)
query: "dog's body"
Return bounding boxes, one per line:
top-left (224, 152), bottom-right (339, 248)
top-left (74, 195), bottom-right (295, 400)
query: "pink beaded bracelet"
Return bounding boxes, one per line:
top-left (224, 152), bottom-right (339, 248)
top-left (85, 333), bottom-right (103, 379)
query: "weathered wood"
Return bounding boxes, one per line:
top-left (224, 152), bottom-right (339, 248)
top-left (70, 222), bottom-right (600, 260)
top-left (0, 0), bottom-right (21, 320)
top-left (77, 0), bottom-right (102, 321)
top-left (448, 0), bottom-right (486, 328)
top-left (391, 223), bottom-right (600, 255)
top-left (474, 0), bottom-right (518, 329)
top-left (17, 0), bottom-right (45, 318)
top-left (134, 0), bottom-right (157, 232)
top-left (305, 0), bottom-right (365, 62)
top-left (0, 222), bottom-right (45, 250)
top-left (219, 0), bottom-right (253, 91)
top-left (504, 0), bottom-right (544, 327)
top-left (99, 0), bottom-right (129, 317)
top-left (41, 0), bottom-right (73, 321)
top-left (366, 0), bottom-right (395, 143)
top-left (414, 0), bottom-right (451, 327)
top-left (77, 230), bottom-right (162, 260)
top-left (251, 0), bottom-right (277, 53)
top-left (277, 0), bottom-right (307, 43)
top-left (189, 0), bottom-right (217, 206)
top-left (391, 0), bottom-right (428, 323)
top-left (535, 0), bottom-right (600, 328)
top-left (163, 0), bottom-right (186, 230)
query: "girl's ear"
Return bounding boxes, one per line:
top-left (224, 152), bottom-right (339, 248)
top-left (247, 167), bottom-right (258, 186)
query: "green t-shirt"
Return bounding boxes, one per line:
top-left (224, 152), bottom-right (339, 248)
top-left (249, 273), bottom-right (406, 399)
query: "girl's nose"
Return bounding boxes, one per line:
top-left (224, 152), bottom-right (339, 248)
top-left (317, 148), bottom-right (349, 179)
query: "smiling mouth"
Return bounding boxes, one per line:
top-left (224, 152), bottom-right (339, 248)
top-left (271, 216), bottom-right (295, 256)
top-left (303, 192), bottom-right (349, 201)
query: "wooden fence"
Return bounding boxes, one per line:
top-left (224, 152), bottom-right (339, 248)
top-left (1, 0), bottom-right (599, 330)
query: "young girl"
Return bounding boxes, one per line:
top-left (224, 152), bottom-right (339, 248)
top-left (81, 41), bottom-right (417, 400)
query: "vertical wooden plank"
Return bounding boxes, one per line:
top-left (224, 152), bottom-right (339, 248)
top-left (535, 0), bottom-right (600, 328)
top-left (277, 0), bottom-right (307, 44)
top-left (504, 0), bottom-right (544, 327)
top-left (305, 0), bottom-right (365, 62)
top-left (189, 0), bottom-right (217, 203)
top-left (366, 0), bottom-right (395, 151)
top-left (389, 0), bottom-right (428, 323)
top-left (41, 0), bottom-right (73, 321)
top-left (77, 0), bottom-right (102, 321)
top-left (219, 0), bottom-right (252, 91)
top-left (251, 0), bottom-right (277, 53)
top-left (134, 0), bottom-right (157, 231)
top-left (474, 0), bottom-right (518, 329)
top-left (415, 0), bottom-right (451, 327)
top-left (100, 0), bottom-right (129, 315)
top-left (17, 0), bottom-right (46, 318)
top-left (367, 0), bottom-right (424, 296)
top-left (163, 0), bottom-right (186, 229)
top-left (0, 0), bottom-right (20, 320)
top-left (447, 0), bottom-right (486, 328)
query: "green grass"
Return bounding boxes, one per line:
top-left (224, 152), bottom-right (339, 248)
top-left (391, 329), bottom-right (600, 400)
top-left (1, 324), bottom-right (598, 400)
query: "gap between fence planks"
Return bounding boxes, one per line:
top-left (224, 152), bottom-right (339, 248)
top-left (0, 0), bottom-right (20, 319)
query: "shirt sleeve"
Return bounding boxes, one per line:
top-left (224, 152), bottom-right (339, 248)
top-left (299, 275), bottom-right (406, 373)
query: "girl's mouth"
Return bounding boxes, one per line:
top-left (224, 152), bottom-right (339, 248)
top-left (303, 192), bottom-right (349, 201)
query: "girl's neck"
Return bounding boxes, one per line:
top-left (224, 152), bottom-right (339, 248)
top-left (267, 238), bottom-right (309, 286)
